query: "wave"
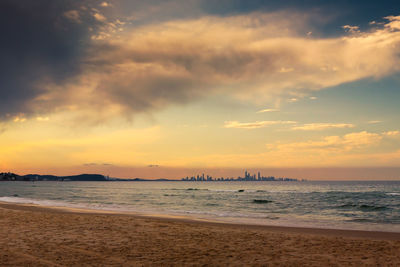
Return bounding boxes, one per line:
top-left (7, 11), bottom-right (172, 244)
top-left (208, 189), bottom-right (238, 192)
top-left (253, 199), bottom-right (273, 204)
top-left (0, 196), bottom-right (74, 207)
top-left (186, 188), bottom-right (209, 191)
top-left (349, 218), bottom-right (374, 223)
top-left (167, 188), bottom-right (210, 191)
top-left (337, 203), bottom-right (388, 211)
top-left (0, 196), bottom-right (146, 214)
top-left (264, 216), bottom-right (279, 220)
top-left (338, 204), bottom-right (358, 208)
top-left (359, 205), bottom-right (388, 211)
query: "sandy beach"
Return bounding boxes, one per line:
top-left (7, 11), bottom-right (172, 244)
top-left (1, 202), bottom-right (399, 266)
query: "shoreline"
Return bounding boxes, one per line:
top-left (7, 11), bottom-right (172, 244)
top-left (1, 201), bottom-right (399, 241)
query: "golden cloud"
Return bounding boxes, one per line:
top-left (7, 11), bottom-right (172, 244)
top-left (383, 130), bottom-right (400, 137)
top-left (256, 108), bottom-right (279, 113)
top-left (224, 120), bottom-right (296, 129)
top-left (266, 131), bottom-right (385, 152)
top-left (30, 13), bottom-right (400, 121)
top-left (292, 123), bottom-right (355, 131)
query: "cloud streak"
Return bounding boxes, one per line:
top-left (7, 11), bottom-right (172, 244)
top-left (267, 131), bottom-right (386, 152)
top-left (257, 108), bottom-right (279, 113)
top-left (384, 131), bottom-right (400, 137)
top-left (292, 123), bottom-right (355, 131)
top-left (224, 120), bottom-right (296, 129)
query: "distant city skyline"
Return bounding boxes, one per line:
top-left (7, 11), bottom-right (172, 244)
top-left (182, 170), bottom-right (299, 181)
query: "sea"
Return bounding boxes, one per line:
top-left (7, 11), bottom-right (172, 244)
top-left (0, 180), bottom-right (399, 232)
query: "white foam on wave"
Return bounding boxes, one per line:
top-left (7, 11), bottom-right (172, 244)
top-left (0, 196), bottom-right (68, 206)
top-left (0, 196), bottom-right (150, 214)
top-left (386, 192), bottom-right (400, 196)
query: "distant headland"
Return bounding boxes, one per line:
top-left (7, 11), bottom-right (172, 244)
top-left (0, 173), bottom-right (171, 182)
top-left (0, 171), bottom-right (303, 182)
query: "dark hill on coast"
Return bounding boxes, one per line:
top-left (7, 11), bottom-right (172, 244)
top-left (1, 173), bottom-right (107, 181)
top-left (1, 173), bottom-right (175, 182)
top-left (25, 174), bottom-right (107, 181)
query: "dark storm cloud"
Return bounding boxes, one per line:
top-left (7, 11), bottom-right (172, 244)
top-left (0, 0), bottom-right (103, 120)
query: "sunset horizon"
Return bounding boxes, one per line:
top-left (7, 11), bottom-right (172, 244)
top-left (1, 1), bottom-right (400, 180)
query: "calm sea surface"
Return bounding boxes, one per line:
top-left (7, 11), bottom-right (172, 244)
top-left (1, 181), bottom-right (399, 232)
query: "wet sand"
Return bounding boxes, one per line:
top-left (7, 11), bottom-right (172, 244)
top-left (1, 202), bottom-right (399, 266)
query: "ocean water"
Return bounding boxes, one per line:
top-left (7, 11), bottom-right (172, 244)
top-left (0, 180), bottom-right (399, 232)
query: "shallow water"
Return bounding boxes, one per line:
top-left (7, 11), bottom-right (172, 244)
top-left (1, 180), bottom-right (399, 232)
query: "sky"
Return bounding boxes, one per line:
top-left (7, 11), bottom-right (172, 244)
top-left (1, 0), bottom-right (400, 180)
